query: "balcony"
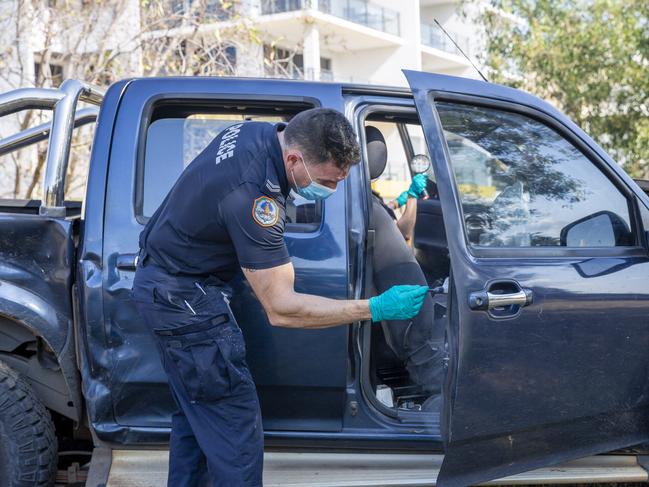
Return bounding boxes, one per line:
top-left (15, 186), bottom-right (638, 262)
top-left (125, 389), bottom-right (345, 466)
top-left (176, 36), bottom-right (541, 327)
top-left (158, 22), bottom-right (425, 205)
top-left (421, 22), bottom-right (471, 56)
top-left (420, 22), bottom-right (473, 71)
top-left (260, 0), bottom-right (400, 37)
top-left (256, 0), bottom-right (403, 53)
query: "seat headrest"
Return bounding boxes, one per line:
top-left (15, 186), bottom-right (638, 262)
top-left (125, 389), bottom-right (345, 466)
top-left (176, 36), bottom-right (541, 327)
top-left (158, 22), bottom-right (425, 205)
top-left (365, 125), bottom-right (387, 180)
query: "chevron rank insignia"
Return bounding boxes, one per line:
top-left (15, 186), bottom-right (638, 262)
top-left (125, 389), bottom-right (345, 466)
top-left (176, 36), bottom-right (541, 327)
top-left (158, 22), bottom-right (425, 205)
top-left (265, 179), bottom-right (281, 193)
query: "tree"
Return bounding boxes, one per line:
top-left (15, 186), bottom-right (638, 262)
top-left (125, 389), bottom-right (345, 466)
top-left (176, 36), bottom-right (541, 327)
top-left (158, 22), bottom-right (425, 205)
top-left (471, 0), bottom-right (649, 178)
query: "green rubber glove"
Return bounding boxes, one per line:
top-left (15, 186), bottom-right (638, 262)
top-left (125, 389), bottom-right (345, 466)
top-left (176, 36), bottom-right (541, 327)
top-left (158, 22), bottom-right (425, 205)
top-left (369, 285), bottom-right (428, 322)
top-left (396, 190), bottom-right (409, 207)
top-left (407, 173), bottom-right (428, 199)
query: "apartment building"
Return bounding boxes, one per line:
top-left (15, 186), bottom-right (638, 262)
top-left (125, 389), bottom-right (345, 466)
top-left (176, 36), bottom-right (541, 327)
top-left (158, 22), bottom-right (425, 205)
top-left (254, 0), bottom-right (482, 85)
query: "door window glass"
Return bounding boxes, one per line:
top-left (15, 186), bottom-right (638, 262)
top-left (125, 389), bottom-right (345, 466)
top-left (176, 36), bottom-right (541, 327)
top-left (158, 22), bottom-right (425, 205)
top-left (406, 122), bottom-right (437, 198)
top-left (436, 103), bottom-right (633, 247)
top-left (142, 112), bottom-right (322, 232)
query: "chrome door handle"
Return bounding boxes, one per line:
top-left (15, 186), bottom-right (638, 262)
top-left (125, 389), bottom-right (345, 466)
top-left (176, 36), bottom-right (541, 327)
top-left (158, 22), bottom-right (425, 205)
top-left (469, 288), bottom-right (533, 311)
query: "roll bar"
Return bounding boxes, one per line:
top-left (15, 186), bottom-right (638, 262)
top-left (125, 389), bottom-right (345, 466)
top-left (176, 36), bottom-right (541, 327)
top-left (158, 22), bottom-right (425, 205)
top-left (0, 107), bottom-right (99, 156)
top-left (0, 80), bottom-right (105, 216)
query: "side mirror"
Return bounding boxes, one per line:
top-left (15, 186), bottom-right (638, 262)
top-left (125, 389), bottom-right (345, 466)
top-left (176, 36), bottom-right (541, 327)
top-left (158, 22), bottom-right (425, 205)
top-left (560, 211), bottom-right (632, 247)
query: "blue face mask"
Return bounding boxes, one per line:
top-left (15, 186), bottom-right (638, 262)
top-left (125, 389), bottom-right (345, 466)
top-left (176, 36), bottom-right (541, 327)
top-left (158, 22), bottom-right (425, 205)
top-left (290, 157), bottom-right (336, 201)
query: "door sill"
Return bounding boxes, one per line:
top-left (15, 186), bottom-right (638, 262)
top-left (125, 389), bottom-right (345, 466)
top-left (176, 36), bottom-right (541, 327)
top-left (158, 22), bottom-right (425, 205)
top-left (102, 450), bottom-right (648, 486)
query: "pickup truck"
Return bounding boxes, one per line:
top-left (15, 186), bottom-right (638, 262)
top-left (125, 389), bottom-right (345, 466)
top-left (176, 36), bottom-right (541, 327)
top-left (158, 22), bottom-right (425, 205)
top-left (2, 71), bottom-right (649, 487)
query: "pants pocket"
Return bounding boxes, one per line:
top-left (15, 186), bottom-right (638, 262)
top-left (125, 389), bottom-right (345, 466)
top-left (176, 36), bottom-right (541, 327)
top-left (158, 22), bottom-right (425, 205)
top-left (154, 315), bottom-right (255, 402)
top-left (185, 282), bottom-right (233, 319)
top-left (215, 324), bottom-right (255, 395)
top-left (157, 323), bottom-right (232, 402)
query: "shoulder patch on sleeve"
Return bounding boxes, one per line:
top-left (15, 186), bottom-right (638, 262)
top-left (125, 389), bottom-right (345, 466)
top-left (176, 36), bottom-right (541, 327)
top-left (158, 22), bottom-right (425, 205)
top-left (252, 196), bottom-right (280, 227)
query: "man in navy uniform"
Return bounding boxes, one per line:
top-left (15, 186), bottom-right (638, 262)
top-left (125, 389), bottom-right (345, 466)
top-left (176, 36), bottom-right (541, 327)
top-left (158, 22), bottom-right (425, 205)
top-left (131, 108), bottom-right (428, 486)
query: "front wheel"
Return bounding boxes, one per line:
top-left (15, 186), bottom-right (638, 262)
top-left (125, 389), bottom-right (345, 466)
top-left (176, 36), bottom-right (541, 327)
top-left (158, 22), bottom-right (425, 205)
top-left (0, 360), bottom-right (58, 486)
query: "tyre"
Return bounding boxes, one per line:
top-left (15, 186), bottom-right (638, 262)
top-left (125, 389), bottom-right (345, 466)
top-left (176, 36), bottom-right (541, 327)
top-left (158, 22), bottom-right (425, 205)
top-left (0, 360), bottom-right (57, 486)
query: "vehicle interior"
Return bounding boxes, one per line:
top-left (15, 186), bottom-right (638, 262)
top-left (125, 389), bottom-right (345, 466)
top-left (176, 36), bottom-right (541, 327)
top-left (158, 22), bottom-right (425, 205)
top-left (359, 108), bottom-right (450, 417)
top-left (140, 100), bottom-right (453, 425)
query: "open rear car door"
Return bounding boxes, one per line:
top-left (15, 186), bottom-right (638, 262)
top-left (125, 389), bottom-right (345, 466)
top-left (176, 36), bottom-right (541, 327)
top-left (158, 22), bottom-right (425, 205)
top-left (405, 69), bottom-right (649, 487)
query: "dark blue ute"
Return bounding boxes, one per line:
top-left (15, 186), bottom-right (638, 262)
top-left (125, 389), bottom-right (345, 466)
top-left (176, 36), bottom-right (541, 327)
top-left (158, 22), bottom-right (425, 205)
top-left (1, 72), bottom-right (649, 487)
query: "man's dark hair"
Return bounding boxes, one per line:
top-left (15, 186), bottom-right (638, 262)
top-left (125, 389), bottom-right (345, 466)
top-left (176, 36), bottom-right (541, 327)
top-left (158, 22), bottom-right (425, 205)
top-left (284, 108), bottom-right (360, 169)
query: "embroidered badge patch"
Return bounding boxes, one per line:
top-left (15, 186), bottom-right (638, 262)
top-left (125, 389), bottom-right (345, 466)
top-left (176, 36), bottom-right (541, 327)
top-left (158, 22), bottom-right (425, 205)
top-left (252, 196), bottom-right (279, 227)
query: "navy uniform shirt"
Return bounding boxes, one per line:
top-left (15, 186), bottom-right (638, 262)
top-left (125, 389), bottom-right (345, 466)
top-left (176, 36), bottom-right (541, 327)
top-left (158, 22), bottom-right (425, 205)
top-left (139, 121), bottom-right (292, 280)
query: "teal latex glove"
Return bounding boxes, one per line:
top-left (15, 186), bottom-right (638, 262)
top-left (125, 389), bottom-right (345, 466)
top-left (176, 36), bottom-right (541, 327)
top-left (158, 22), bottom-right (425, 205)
top-left (396, 190), bottom-right (409, 207)
top-left (407, 173), bottom-right (428, 199)
top-left (369, 285), bottom-right (428, 322)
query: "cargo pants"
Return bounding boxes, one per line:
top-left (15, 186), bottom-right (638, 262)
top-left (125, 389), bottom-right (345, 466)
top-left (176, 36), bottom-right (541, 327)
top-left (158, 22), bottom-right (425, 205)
top-left (131, 250), bottom-right (264, 487)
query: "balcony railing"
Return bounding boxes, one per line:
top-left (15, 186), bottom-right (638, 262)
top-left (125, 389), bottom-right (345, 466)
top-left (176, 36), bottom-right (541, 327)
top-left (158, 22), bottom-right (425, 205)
top-left (264, 64), bottom-right (335, 82)
top-left (142, 0), bottom-right (235, 30)
top-left (421, 22), bottom-right (471, 57)
top-left (260, 0), bottom-right (400, 37)
top-left (319, 69), bottom-right (334, 81)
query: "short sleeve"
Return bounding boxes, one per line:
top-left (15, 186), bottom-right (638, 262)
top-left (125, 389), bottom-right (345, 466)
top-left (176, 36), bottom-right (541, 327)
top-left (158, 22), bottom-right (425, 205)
top-left (220, 185), bottom-right (291, 270)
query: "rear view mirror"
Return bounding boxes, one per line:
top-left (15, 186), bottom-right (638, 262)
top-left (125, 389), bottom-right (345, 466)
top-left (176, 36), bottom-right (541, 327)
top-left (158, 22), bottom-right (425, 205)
top-left (560, 211), bottom-right (632, 247)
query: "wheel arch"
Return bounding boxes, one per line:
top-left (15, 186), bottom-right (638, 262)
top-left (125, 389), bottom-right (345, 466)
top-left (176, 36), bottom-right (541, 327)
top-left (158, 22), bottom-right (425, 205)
top-left (0, 302), bottom-right (82, 423)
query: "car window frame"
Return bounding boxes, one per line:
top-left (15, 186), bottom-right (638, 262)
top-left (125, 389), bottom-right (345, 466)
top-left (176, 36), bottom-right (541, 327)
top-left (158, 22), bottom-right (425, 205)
top-left (133, 95), bottom-right (324, 234)
top-left (429, 92), bottom-right (646, 259)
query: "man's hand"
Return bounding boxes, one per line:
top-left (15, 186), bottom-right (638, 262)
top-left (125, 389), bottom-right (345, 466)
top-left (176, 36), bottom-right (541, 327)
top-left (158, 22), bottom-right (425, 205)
top-left (407, 173), bottom-right (428, 199)
top-left (395, 174), bottom-right (427, 208)
top-left (396, 190), bottom-right (409, 207)
top-left (368, 285), bottom-right (428, 322)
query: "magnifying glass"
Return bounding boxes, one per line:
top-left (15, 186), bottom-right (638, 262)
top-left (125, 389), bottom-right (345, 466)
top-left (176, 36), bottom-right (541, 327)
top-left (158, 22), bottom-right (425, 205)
top-left (410, 154), bottom-right (431, 200)
top-left (410, 154), bottom-right (431, 174)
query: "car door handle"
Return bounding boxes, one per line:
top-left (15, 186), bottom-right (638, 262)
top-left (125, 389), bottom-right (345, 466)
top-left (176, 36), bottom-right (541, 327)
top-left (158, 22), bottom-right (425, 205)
top-left (469, 288), bottom-right (533, 311)
top-left (116, 253), bottom-right (139, 270)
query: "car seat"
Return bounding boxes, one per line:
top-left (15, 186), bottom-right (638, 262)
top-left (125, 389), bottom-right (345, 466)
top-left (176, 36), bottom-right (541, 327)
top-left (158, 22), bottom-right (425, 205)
top-left (364, 126), bottom-right (446, 406)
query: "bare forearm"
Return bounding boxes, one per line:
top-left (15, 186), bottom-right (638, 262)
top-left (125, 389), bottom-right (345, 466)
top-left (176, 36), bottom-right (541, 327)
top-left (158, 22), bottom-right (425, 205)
top-left (243, 263), bottom-right (372, 329)
top-left (269, 292), bottom-right (371, 329)
top-left (396, 198), bottom-right (417, 243)
top-left (242, 261), bottom-right (427, 331)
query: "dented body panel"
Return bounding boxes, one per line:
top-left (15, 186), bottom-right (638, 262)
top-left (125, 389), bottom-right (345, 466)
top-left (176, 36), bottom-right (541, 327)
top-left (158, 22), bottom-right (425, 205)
top-left (0, 213), bottom-right (81, 420)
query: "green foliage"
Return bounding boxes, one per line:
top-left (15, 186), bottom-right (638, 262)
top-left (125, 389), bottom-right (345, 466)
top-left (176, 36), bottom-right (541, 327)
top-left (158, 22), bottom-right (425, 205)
top-left (476, 0), bottom-right (649, 178)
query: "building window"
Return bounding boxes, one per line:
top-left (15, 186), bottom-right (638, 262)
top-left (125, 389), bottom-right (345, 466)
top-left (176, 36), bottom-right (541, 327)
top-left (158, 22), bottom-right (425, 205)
top-left (263, 45), bottom-right (332, 80)
top-left (142, 38), bottom-right (237, 76)
top-left (184, 41), bottom-right (237, 76)
top-left (320, 57), bottom-right (333, 81)
top-left (143, 0), bottom-right (235, 30)
top-left (34, 55), bottom-right (64, 87)
top-left (263, 45), bottom-right (304, 79)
